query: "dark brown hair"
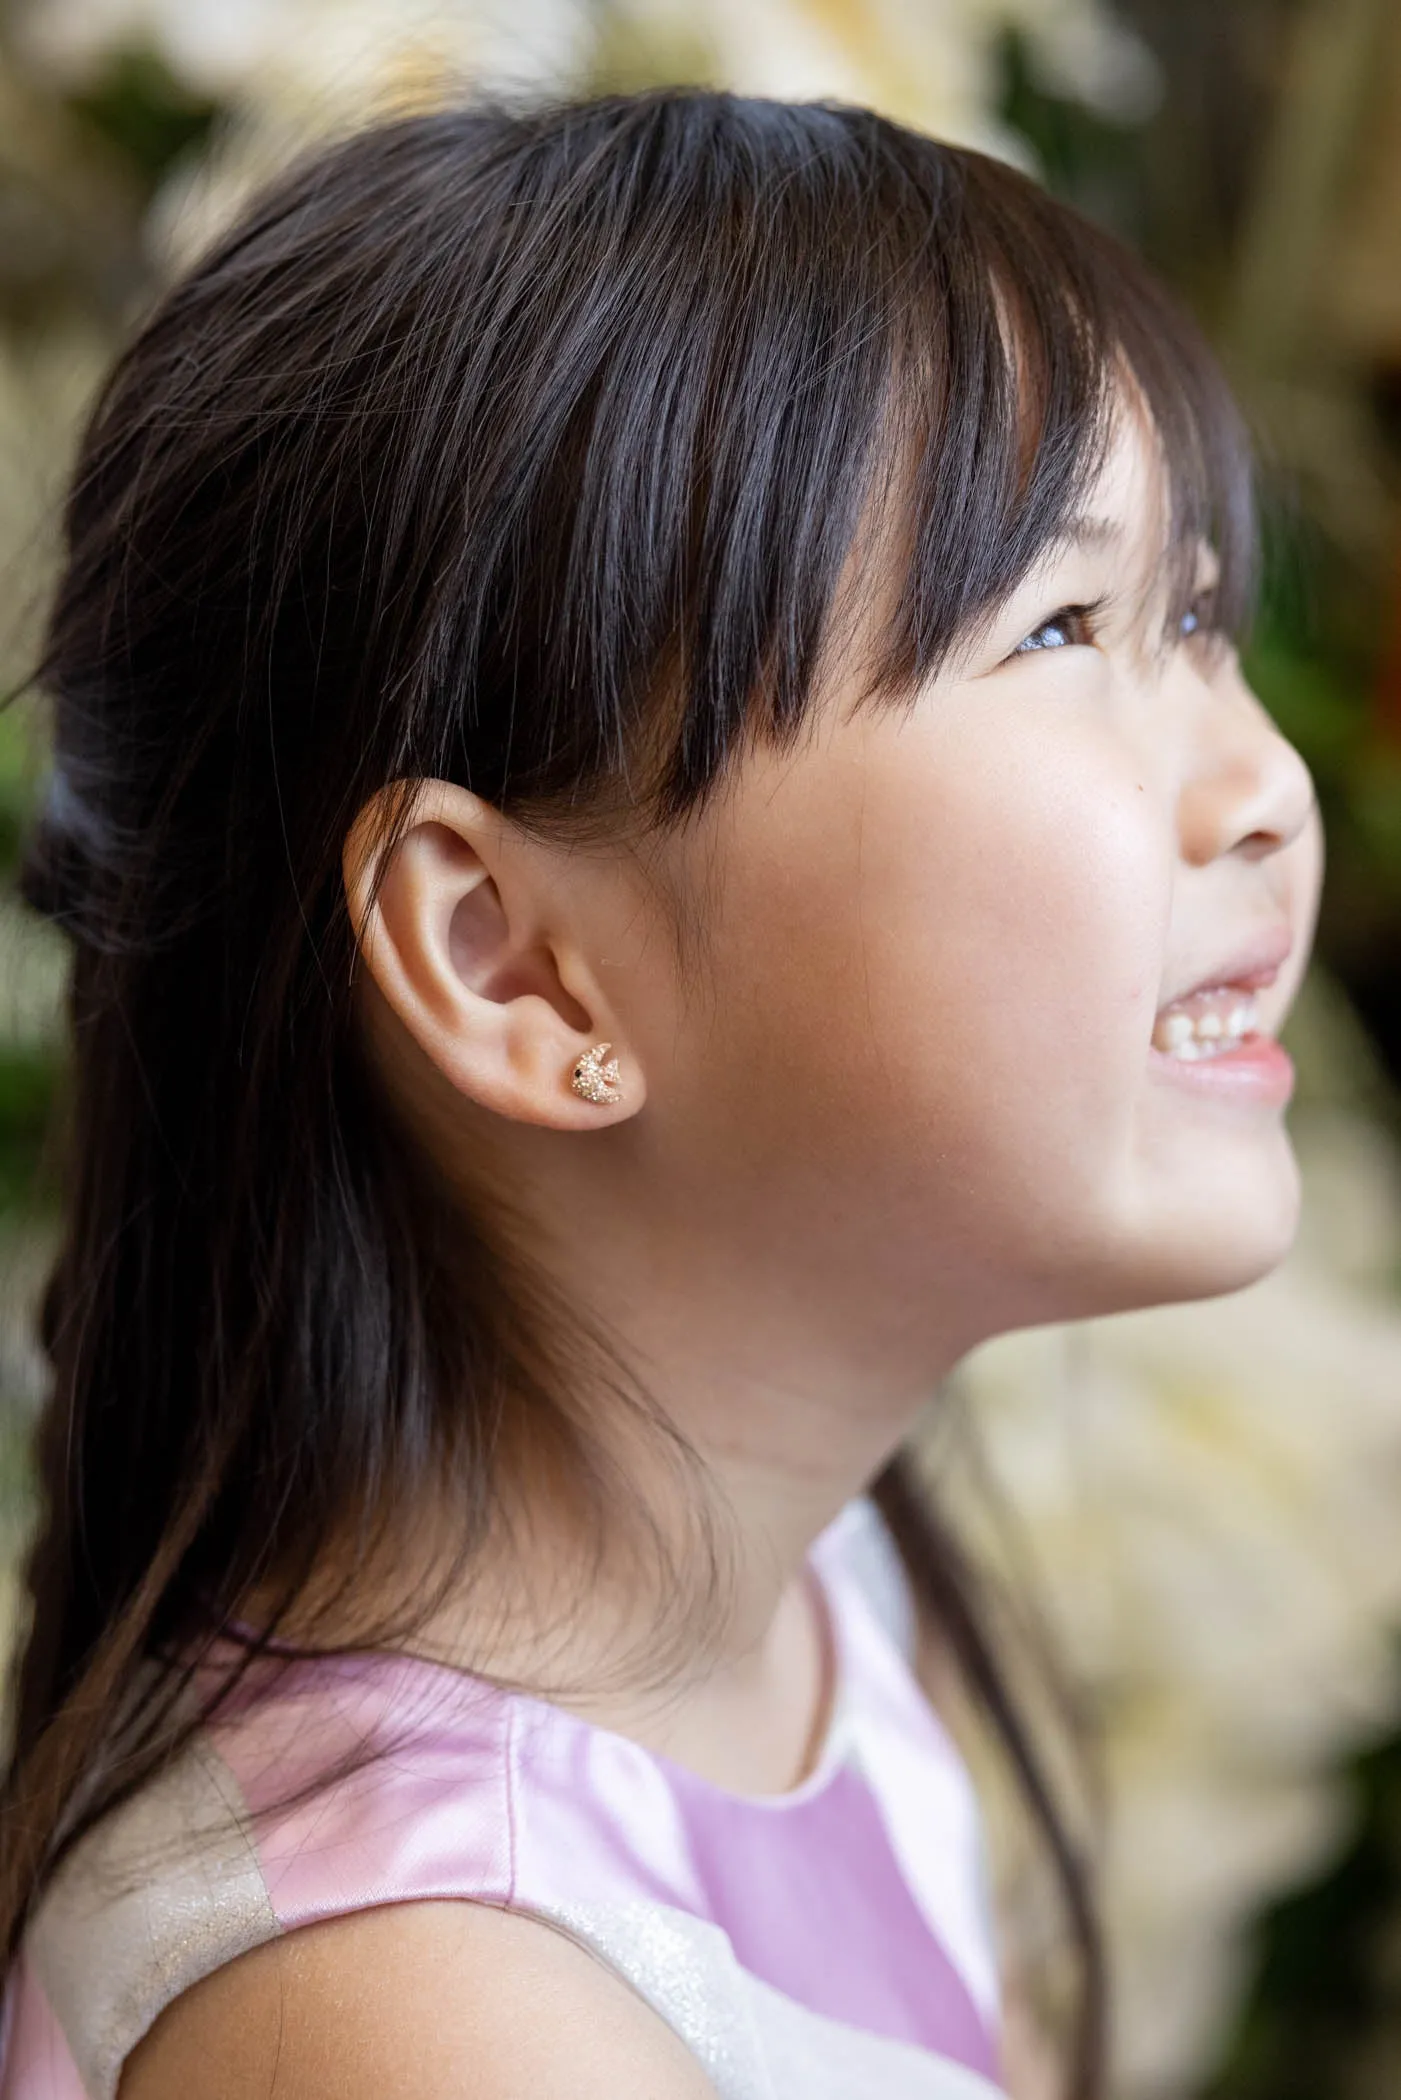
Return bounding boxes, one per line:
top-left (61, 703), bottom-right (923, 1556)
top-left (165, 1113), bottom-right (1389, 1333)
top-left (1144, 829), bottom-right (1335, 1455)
top-left (0, 88), bottom-right (1254, 2096)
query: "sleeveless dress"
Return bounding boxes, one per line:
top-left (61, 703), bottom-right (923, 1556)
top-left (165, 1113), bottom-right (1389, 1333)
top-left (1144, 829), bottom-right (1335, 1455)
top-left (0, 1501), bottom-right (1005, 2099)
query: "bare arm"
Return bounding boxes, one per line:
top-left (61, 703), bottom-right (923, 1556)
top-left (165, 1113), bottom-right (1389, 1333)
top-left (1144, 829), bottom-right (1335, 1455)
top-left (119, 1901), bottom-right (719, 2100)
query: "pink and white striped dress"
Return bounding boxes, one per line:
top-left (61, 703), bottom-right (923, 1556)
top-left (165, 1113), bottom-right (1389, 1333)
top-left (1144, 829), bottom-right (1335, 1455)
top-left (1, 1502), bottom-right (1005, 2099)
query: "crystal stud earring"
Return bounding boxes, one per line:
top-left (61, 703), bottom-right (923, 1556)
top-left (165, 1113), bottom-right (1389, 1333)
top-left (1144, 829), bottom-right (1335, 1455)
top-left (571, 1042), bottom-right (623, 1105)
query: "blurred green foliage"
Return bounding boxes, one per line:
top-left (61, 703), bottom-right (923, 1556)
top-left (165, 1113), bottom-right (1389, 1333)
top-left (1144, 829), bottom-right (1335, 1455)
top-left (0, 701), bottom-right (35, 875)
top-left (1205, 1721), bottom-right (1401, 2098)
top-left (997, 26), bottom-right (1145, 241)
top-left (66, 46), bottom-right (218, 190)
top-left (0, 1051), bottom-right (56, 1217)
top-left (0, 694), bottom-right (57, 1224)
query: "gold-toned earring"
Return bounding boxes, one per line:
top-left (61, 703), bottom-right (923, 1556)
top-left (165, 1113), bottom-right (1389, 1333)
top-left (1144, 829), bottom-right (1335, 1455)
top-left (571, 1042), bottom-right (623, 1105)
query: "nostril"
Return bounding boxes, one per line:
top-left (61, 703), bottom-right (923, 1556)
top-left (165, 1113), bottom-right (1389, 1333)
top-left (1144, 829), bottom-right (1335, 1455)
top-left (1235, 826), bottom-right (1288, 861)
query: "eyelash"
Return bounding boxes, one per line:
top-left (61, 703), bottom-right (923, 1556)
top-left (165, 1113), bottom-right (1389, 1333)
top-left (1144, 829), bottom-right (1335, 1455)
top-left (1012, 599), bottom-right (1106, 655)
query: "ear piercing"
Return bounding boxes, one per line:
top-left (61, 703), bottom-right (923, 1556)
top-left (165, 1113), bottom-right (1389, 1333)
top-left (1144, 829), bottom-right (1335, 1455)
top-left (571, 1042), bottom-right (624, 1105)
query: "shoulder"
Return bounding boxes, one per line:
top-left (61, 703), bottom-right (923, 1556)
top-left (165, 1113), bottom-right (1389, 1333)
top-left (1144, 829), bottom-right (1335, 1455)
top-left (24, 1649), bottom-right (722, 2099)
top-left (119, 1899), bottom-right (720, 2099)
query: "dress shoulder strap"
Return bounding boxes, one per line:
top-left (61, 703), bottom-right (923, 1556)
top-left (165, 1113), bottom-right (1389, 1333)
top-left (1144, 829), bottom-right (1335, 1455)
top-left (12, 1650), bottom-right (518, 2099)
top-left (19, 1735), bottom-right (277, 2100)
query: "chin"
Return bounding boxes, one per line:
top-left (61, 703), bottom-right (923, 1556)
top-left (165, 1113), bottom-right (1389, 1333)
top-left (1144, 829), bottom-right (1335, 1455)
top-left (1032, 1135), bottom-right (1304, 1322)
top-left (1116, 1154), bottom-right (1304, 1311)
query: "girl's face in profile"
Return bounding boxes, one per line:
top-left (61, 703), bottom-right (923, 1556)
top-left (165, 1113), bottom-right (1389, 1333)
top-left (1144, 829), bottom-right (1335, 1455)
top-left (626, 403), bottom-right (1322, 1367)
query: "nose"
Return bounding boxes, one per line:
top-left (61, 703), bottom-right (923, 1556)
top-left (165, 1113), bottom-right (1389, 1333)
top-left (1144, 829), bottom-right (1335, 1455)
top-left (1176, 660), bottom-right (1316, 867)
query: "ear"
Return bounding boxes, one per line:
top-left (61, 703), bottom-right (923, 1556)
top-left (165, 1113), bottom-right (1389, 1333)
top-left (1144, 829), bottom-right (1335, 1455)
top-left (342, 780), bottom-right (644, 1129)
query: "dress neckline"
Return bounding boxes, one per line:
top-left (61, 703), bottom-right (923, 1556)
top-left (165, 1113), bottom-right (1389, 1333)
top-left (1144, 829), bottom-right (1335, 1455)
top-left (215, 1543), bottom-right (856, 1813)
top-left (518, 1551), bottom-right (851, 1810)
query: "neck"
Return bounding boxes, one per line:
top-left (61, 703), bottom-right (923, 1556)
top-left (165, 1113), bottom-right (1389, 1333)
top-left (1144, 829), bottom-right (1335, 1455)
top-left (397, 1337), bottom-right (941, 1791)
top-left (339, 1073), bottom-right (967, 1786)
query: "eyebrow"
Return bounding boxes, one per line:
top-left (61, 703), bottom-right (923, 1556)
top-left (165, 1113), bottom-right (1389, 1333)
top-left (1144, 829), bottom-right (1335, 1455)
top-left (1054, 513), bottom-right (1219, 594)
top-left (1051, 515), bottom-right (1124, 550)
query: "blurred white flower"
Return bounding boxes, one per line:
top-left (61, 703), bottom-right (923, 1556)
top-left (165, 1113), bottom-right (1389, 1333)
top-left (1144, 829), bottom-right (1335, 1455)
top-left (15, 0), bottom-right (1158, 168)
top-left (17, 0), bottom-right (585, 103)
top-left (950, 1102), bottom-right (1401, 2096)
top-left (1018, 0), bottom-right (1160, 122)
top-left (17, 0), bottom-right (592, 264)
top-left (681, 0), bottom-right (1158, 146)
top-left (7, 0), bottom-right (1162, 335)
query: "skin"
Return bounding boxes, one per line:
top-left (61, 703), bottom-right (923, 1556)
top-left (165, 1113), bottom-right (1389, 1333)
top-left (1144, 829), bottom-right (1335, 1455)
top-left (122, 405), bottom-right (1321, 2098)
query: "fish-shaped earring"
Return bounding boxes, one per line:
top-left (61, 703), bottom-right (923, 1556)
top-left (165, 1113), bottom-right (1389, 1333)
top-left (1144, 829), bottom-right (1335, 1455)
top-left (571, 1042), bottom-right (623, 1105)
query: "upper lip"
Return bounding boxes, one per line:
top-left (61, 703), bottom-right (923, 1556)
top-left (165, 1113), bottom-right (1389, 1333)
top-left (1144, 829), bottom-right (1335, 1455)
top-left (1159, 925), bottom-right (1294, 1011)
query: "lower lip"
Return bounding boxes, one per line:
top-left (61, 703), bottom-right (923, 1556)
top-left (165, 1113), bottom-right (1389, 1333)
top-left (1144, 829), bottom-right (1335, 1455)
top-left (1148, 1035), bottom-right (1295, 1107)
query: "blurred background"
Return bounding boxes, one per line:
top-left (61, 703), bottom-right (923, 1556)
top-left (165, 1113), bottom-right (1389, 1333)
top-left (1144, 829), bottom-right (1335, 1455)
top-left (2, 1), bottom-right (1401, 2094)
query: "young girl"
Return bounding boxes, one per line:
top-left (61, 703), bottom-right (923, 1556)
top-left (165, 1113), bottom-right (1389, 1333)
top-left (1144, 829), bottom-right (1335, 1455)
top-left (0, 88), bottom-right (1320, 2100)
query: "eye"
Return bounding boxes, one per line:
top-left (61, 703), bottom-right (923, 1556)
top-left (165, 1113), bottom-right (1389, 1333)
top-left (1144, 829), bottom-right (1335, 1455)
top-left (1013, 603), bottom-right (1099, 655)
top-left (1178, 587), bottom-right (1218, 640)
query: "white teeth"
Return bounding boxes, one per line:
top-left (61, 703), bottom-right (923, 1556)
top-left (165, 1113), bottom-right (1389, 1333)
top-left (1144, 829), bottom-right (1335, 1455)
top-left (1153, 990), bottom-right (1262, 1059)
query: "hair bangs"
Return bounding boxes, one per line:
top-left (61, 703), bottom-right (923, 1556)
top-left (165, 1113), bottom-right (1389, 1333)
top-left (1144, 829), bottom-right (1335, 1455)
top-left (853, 141), bottom-right (1257, 703)
top-left (609, 109), bottom-right (1257, 818)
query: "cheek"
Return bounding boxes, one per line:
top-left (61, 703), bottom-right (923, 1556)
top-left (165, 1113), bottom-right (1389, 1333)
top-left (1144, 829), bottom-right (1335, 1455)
top-left (704, 713), bottom-right (1171, 1257)
top-left (852, 727), bottom-right (1167, 1195)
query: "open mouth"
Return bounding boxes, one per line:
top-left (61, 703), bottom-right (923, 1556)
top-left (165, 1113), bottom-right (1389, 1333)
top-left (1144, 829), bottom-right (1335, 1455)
top-left (1151, 985), bottom-right (1263, 1063)
top-left (1147, 932), bottom-right (1294, 1103)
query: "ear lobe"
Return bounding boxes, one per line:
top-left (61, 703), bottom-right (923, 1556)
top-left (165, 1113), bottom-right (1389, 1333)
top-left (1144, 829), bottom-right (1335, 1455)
top-left (342, 780), bottom-right (644, 1129)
